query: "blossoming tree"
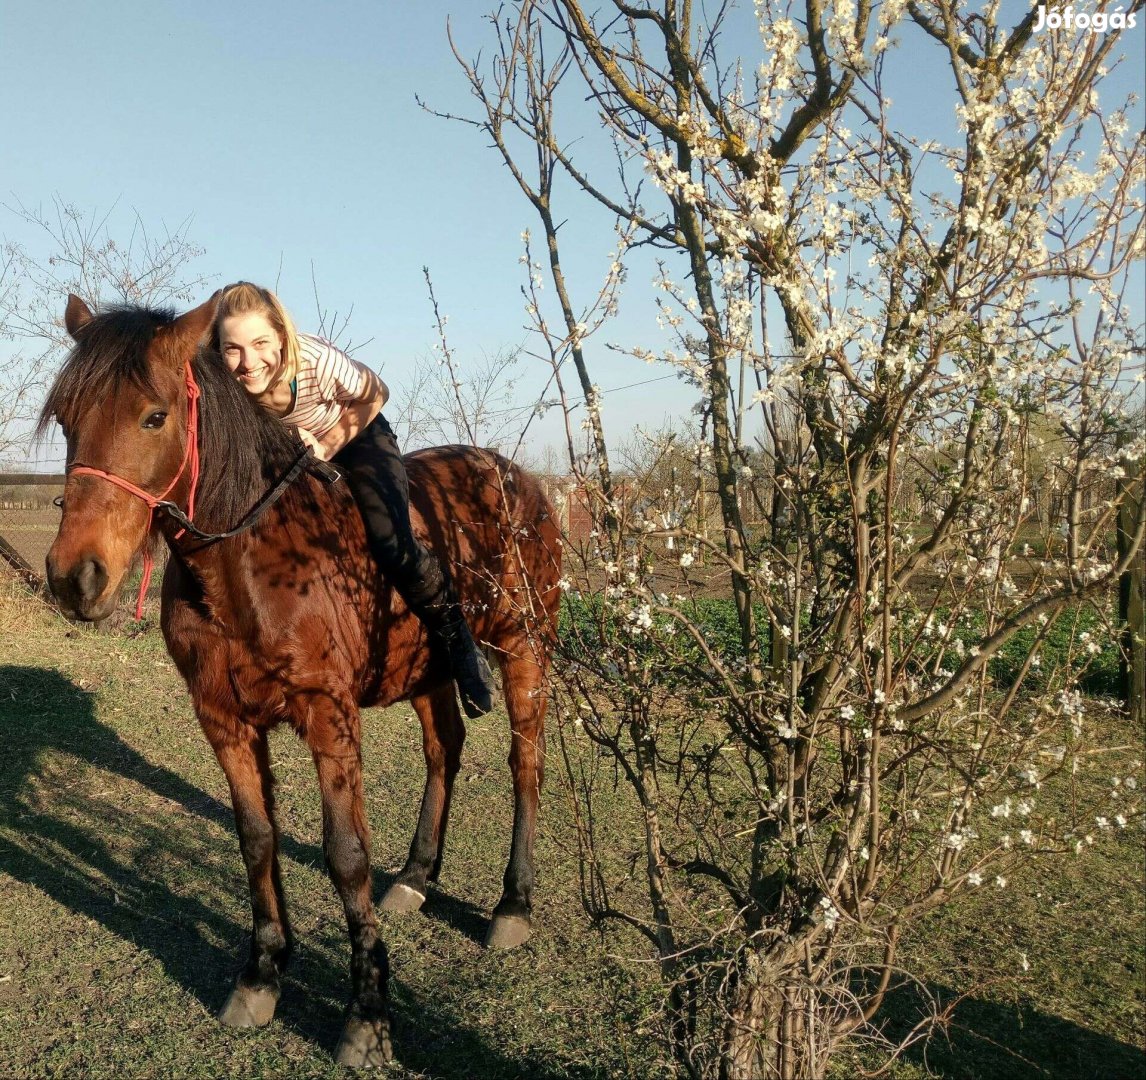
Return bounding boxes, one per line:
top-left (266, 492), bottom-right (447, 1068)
top-left (446, 1), bottom-right (1144, 1075)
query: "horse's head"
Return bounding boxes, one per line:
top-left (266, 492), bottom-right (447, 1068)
top-left (42, 293), bottom-right (218, 620)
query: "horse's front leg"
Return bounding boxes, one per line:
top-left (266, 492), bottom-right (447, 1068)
top-left (209, 721), bottom-right (292, 1027)
top-left (311, 716), bottom-right (393, 1067)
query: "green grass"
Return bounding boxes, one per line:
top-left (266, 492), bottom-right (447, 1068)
top-left (867, 842), bottom-right (1146, 1079)
top-left (1, 582), bottom-right (1142, 1078)
top-left (0, 586), bottom-right (662, 1078)
top-left (560, 594), bottom-right (1126, 698)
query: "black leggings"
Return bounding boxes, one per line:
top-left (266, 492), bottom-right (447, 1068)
top-left (332, 413), bottom-right (449, 612)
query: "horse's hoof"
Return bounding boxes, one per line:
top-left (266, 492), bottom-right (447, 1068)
top-left (379, 881), bottom-right (426, 913)
top-left (485, 914), bottom-right (531, 950)
top-left (335, 1016), bottom-right (394, 1068)
top-left (218, 983), bottom-right (279, 1028)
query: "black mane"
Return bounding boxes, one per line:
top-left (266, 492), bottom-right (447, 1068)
top-left (38, 306), bottom-right (174, 436)
top-left (39, 304), bottom-right (307, 533)
top-left (190, 348), bottom-right (306, 532)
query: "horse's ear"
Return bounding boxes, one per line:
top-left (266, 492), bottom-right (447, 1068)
top-left (171, 290), bottom-right (222, 347)
top-left (64, 294), bottom-right (94, 339)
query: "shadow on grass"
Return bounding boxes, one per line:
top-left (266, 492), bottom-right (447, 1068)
top-left (0, 664), bottom-right (589, 1077)
top-left (876, 979), bottom-right (1145, 1079)
top-left (416, 881), bottom-right (494, 946)
top-left (0, 669), bottom-right (238, 1013)
top-left (276, 945), bottom-right (607, 1080)
top-left (0, 666), bottom-right (257, 1010)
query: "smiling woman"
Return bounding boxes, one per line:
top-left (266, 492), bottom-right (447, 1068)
top-left (218, 311), bottom-right (288, 400)
top-left (208, 281), bottom-right (494, 720)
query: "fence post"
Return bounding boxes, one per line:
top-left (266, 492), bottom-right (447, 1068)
top-left (0, 532), bottom-right (42, 593)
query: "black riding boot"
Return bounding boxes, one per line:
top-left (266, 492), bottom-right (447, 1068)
top-left (415, 594), bottom-right (496, 720)
top-left (333, 413), bottom-right (496, 719)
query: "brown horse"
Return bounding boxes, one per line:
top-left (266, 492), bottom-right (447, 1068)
top-left (39, 295), bottom-right (561, 1066)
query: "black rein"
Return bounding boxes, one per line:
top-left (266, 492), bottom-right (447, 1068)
top-left (55, 447), bottom-right (343, 544)
top-left (158, 447), bottom-right (343, 544)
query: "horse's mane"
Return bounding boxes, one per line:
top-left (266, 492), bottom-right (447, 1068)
top-left (191, 347), bottom-right (308, 532)
top-left (38, 304), bottom-right (308, 533)
top-left (37, 306), bottom-right (173, 436)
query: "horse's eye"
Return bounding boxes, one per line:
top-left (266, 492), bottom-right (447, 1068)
top-left (142, 411), bottom-right (168, 430)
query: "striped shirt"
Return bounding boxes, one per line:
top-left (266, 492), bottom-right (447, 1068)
top-left (280, 333), bottom-right (375, 439)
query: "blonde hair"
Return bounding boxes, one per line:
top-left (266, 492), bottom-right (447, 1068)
top-left (209, 281), bottom-right (301, 389)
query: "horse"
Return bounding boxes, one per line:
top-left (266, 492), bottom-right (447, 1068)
top-left (39, 294), bottom-right (562, 1066)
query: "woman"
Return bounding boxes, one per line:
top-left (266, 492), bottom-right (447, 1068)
top-left (208, 281), bottom-right (494, 718)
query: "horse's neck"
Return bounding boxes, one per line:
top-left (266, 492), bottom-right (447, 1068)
top-left (166, 470), bottom-right (369, 624)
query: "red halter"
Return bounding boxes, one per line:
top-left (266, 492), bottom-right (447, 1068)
top-left (67, 361), bottom-right (202, 619)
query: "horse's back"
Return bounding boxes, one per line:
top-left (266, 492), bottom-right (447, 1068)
top-left (403, 446), bottom-right (562, 647)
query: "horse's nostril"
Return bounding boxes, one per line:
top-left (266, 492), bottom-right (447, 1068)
top-left (73, 557), bottom-right (108, 603)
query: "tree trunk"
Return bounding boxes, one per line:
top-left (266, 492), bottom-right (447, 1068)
top-left (1117, 447), bottom-right (1144, 725)
top-left (719, 960), bottom-right (828, 1080)
top-left (769, 439), bottom-right (792, 675)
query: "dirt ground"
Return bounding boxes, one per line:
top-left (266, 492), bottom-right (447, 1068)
top-left (0, 507), bottom-right (167, 598)
top-left (0, 506), bottom-right (1077, 605)
top-left (1, 507), bottom-right (61, 578)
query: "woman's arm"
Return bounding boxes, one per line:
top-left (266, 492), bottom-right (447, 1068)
top-left (312, 368), bottom-right (389, 461)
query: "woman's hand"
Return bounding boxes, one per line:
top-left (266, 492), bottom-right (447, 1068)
top-left (298, 427), bottom-right (327, 460)
top-left (316, 379), bottom-right (386, 459)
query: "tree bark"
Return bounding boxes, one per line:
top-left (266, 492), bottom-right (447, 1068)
top-left (1118, 446), bottom-right (1145, 725)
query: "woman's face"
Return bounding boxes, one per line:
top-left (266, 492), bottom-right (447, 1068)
top-left (219, 312), bottom-right (285, 397)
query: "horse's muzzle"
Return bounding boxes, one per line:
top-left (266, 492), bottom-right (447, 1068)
top-left (46, 553), bottom-right (117, 621)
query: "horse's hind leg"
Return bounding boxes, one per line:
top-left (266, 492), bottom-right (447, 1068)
top-left (210, 722), bottom-right (292, 1028)
top-left (380, 685), bottom-right (464, 913)
top-left (310, 714), bottom-right (393, 1067)
top-left (487, 650), bottom-right (549, 950)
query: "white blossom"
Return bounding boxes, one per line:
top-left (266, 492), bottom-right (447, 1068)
top-left (819, 897), bottom-right (840, 930)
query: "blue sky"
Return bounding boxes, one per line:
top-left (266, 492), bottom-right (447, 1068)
top-left (2, 2), bottom-right (607, 463)
top-left (2, 0), bottom-right (1142, 467)
top-left (2, 5), bottom-right (543, 368)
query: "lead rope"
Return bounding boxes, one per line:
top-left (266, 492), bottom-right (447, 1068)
top-left (67, 361), bottom-right (202, 619)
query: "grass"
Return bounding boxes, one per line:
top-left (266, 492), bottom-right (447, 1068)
top-left (1, 577), bottom-right (1143, 1078)
top-left (0, 581), bottom-right (662, 1079)
top-left (560, 593), bottom-right (1126, 698)
top-left (872, 843), bottom-right (1146, 1079)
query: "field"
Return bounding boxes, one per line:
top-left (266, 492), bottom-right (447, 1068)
top-left (1, 573), bottom-right (1143, 1078)
top-left (1, 508), bottom-right (63, 577)
top-left (1, 508), bottom-right (166, 604)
